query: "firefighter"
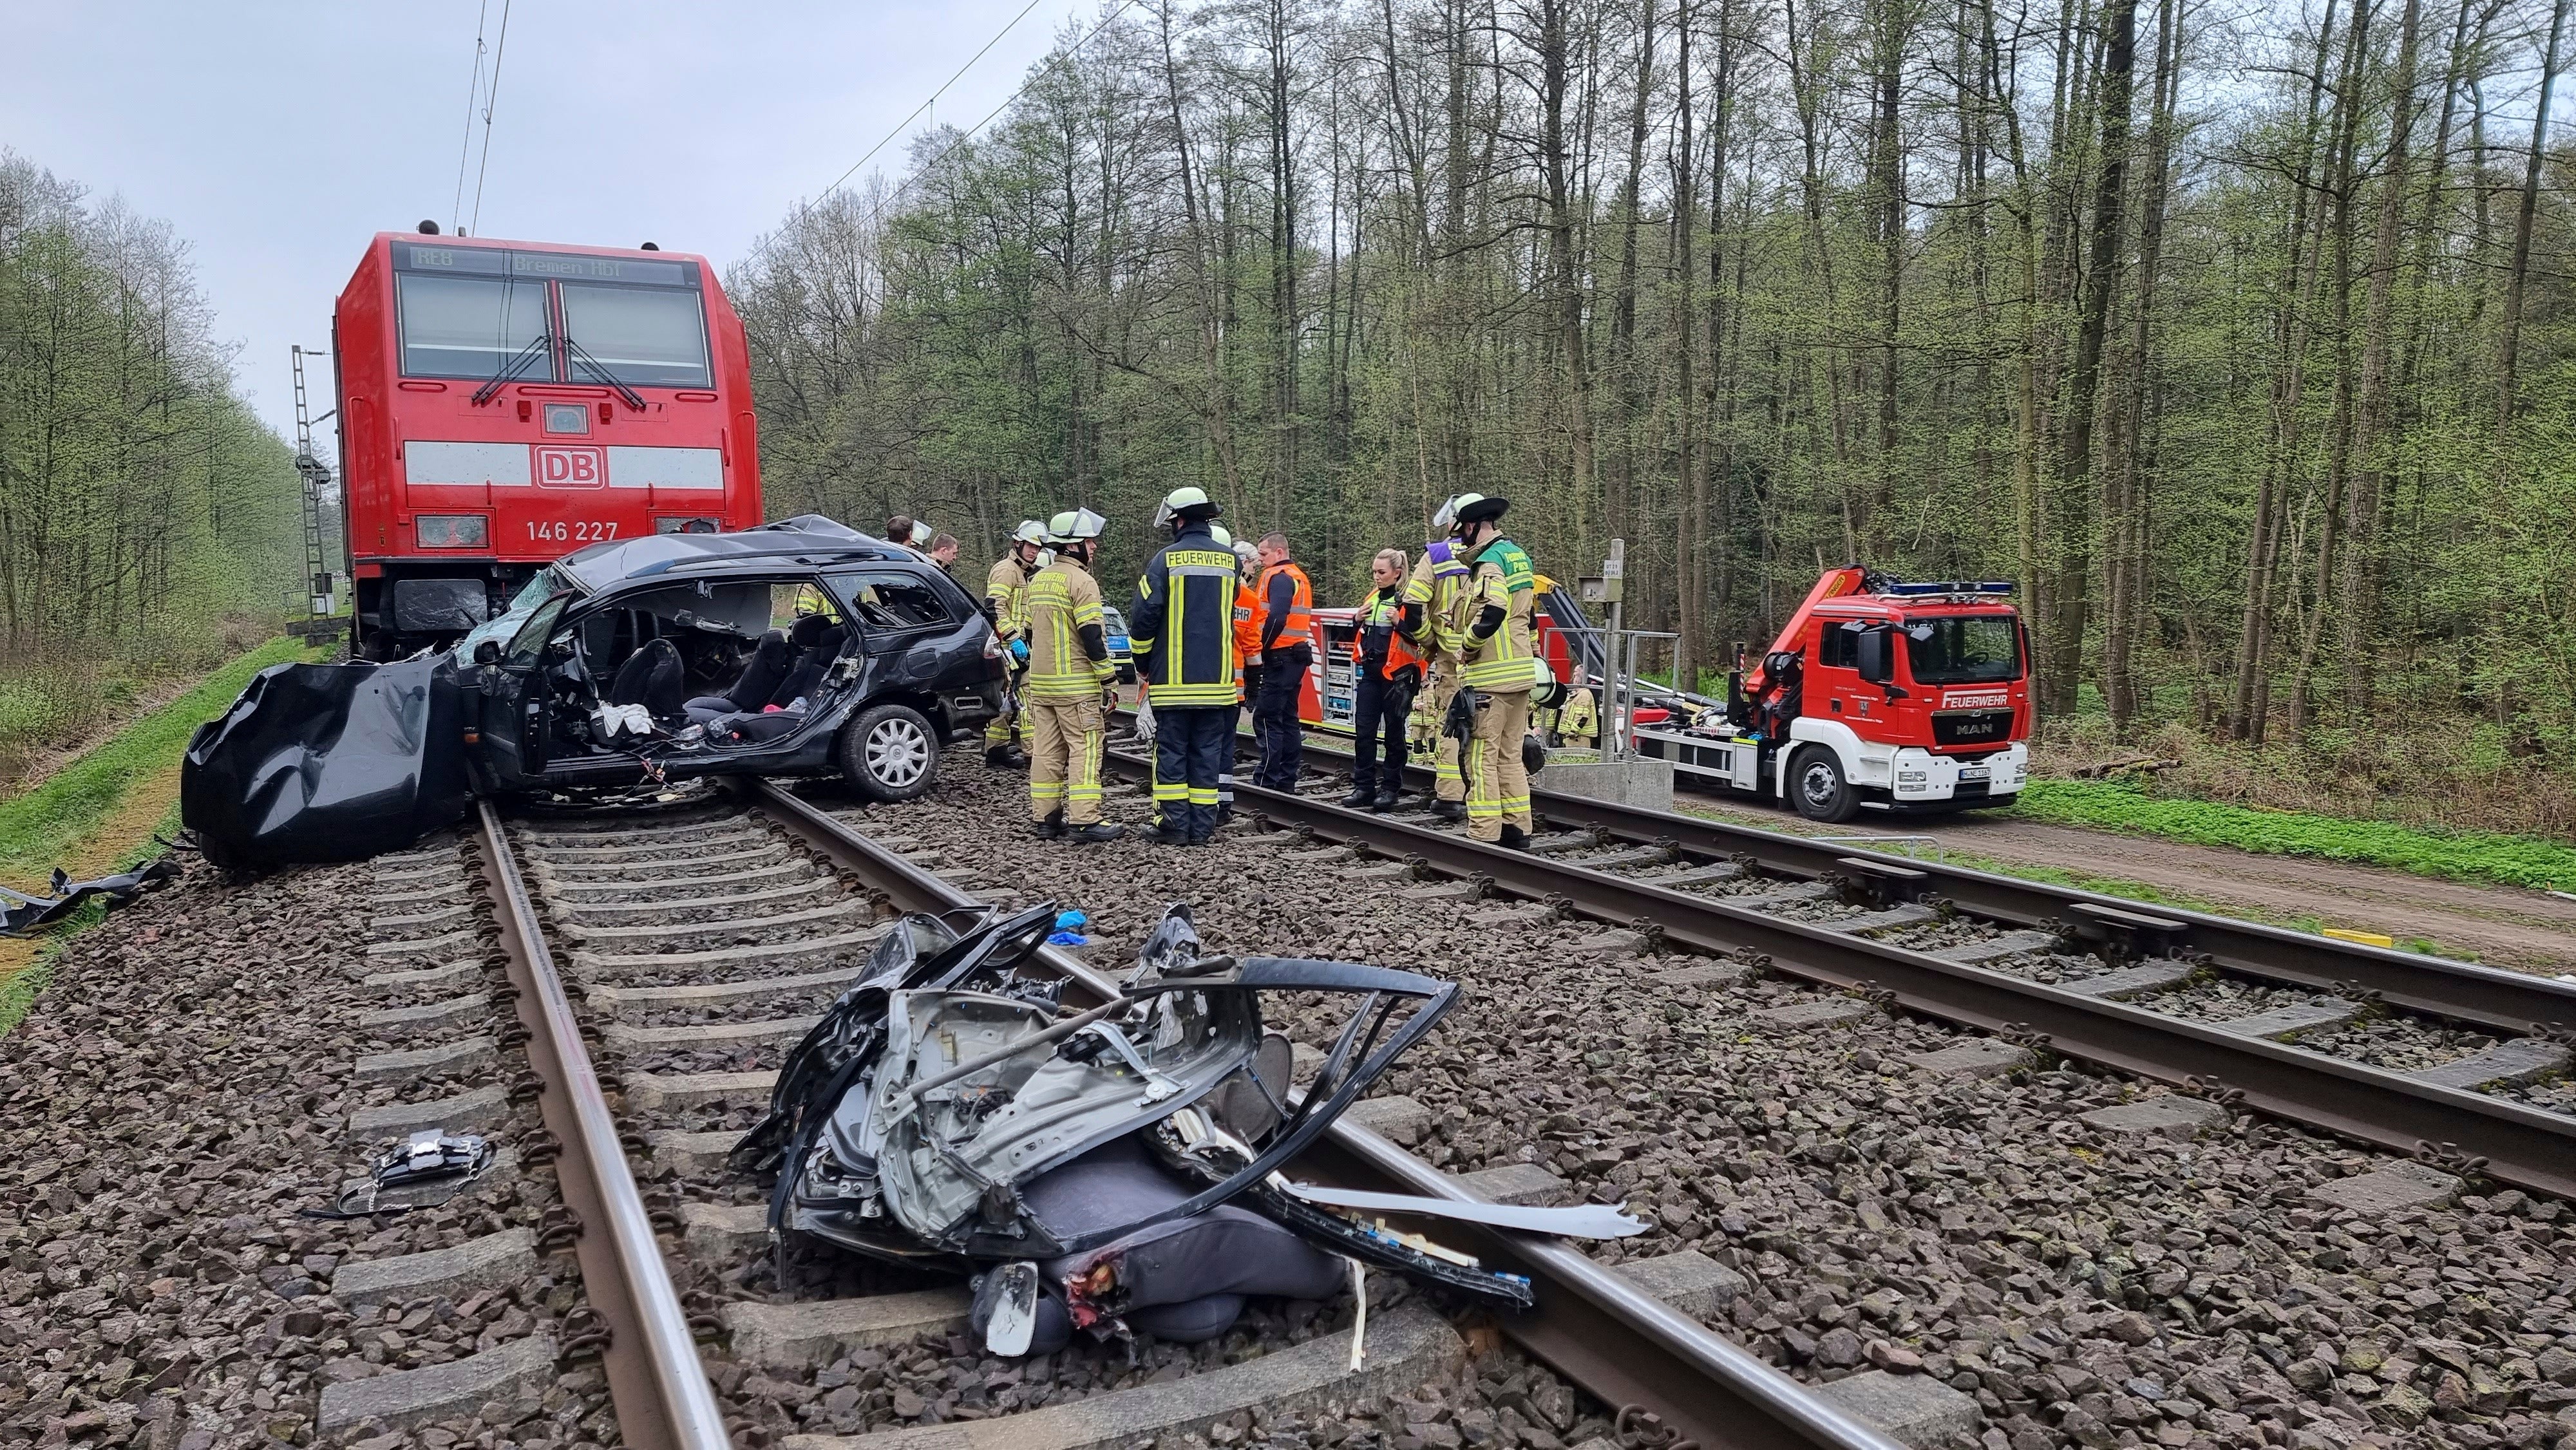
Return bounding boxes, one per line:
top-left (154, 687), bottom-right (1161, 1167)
top-left (1450, 493), bottom-right (1539, 848)
top-left (1130, 487), bottom-right (1240, 845)
top-left (1213, 525), bottom-right (1253, 825)
top-left (983, 520), bottom-right (1046, 768)
top-left (1025, 509), bottom-right (1122, 843)
top-left (1401, 498), bottom-right (1473, 821)
top-left (1249, 532), bottom-right (1314, 790)
top-left (1343, 548), bottom-right (1423, 811)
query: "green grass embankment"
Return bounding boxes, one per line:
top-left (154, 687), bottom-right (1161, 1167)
top-left (2010, 778), bottom-right (2576, 895)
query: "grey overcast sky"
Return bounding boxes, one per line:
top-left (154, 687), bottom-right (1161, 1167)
top-left (3, 0), bottom-right (1089, 447)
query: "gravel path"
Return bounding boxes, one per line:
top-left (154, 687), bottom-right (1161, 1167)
top-left (822, 751), bottom-right (2576, 1450)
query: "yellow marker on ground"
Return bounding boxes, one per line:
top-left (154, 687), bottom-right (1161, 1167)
top-left (2322, 927), bottom-right (2397, 948)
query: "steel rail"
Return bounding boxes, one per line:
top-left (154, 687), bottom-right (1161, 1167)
top-left (1094, 750), bottom-right (2576, 1201)
top-left (746, 778), bottom-right (1908, 1450)
top-left (1285, 733), bottom-right (2576, 1038)
top-left (472, 800), bottom-right (734, 1450)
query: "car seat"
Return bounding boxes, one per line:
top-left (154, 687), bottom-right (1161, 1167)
top-left (685, 630), bottom-right (791, 724)
top-left (606, 638), bottom-right (687, 722)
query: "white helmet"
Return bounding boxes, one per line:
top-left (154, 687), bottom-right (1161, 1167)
top-left (1431, 495), bottom-right (1464, 532)
top-left (1046, 507), bottom-right (1107, 545)
top-left (1208, 522), bottom-right (1234, 547)
top-left (1012, 519), bottom-right (1046, 547)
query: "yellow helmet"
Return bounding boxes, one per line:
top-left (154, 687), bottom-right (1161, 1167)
top-left (1047, 508), bottom-right (1106, 545)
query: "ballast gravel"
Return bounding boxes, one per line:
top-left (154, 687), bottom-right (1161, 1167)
top-left (0, 846), bottom-right (615, 1450)
top-left (802, 750), bottom-right (2576, 1450)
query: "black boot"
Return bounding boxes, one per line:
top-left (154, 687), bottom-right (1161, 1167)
top-left (1143, 822), bottom-right (1193, 846)
top-left (1430, 798), bottom-right (1466, 822)
top-left (987, 744), bottom-right (1028, 769)
top-left (1030, 812), bottom-right (1065, 840)
top-left (1337, 786), bottom-right (1376, 809)
top-left (1499, 824), bottom-right (1531, 851)
top-left (1070, 822), bottom-right (1125, 844)
top-left (1372, 791), bottom-right (1401, 813)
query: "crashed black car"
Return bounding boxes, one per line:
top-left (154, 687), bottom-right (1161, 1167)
top-left (734, 900), bottom-right (1645, 1356)
top-left (182, 516), bottom-right (1007, 869)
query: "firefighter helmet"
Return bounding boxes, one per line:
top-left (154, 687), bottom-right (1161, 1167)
top-left (1047, 508), bottom-right (1107, 545)
top-left (1012, 519), bottom-right (1047, 547)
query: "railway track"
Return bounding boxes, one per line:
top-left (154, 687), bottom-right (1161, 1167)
top-left (1100, 734), bottom-right (2576, 1202)
top-left (321, 783), bottom-right (1937, 1450)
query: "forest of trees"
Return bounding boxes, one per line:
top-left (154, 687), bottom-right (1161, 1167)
top-left (728, 0), bottom-right (2576, 769)
top-left (0, 151), bottom-right (305, 673)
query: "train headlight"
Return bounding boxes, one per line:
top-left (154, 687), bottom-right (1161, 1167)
top-left (416, 514), bottom-right (489, 548)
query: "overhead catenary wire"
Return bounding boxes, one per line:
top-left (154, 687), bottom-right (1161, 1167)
top-left (468, 0), bottom-right (516, 238)
top-left (807, 0), bottom-right (1143, 227)
top-left (448, 0), bottom-right (493, 234)
top-left (816, 0), bottom-right (1054, 202)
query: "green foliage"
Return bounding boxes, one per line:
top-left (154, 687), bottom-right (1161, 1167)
top-left (2010, 778), bottom-right (2576, 894)
top-left (0, 636), bottom-right (312, 881)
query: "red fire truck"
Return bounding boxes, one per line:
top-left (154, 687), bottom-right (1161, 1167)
top-left (1629, 567), bottom-right (2031, 822)
top-left (332, 227), bottom-right (764, 658)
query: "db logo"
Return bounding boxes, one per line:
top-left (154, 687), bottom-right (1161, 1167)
top-left (534, 445), bottom-right (607, 489)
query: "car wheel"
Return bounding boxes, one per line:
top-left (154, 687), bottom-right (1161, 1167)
top-left (840, 702), bottom-right (940, 802)
top-left (1790, 746), bottom-right (1857, 823)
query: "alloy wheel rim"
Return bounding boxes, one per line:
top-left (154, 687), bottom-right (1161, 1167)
top-left (869, 719), bottom-right (930, 786)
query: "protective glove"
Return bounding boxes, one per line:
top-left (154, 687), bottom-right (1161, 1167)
top-left (1008, 637), bottom-right (1029, 666)
top-left (1132, 695), bottom-right (1158, 743)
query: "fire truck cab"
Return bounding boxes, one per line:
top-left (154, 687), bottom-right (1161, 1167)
top-left (1630, 568), bottom-right (2031, 822)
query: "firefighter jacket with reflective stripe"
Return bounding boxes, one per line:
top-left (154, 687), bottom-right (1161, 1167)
top-left (985, 555), bottom-right (1032, 641)
top-left (1458, 536), bottom-right (1537, 692)
top-left (1355, 585), bottom-right (1424, 681)
top-left (1130, 527), bottom-right (1242, 707)
top-left (1256, 561), bottom-right (1314, 653)
top-left (1403, 543), bottom-right (1470, 659)
top-left (1026, 558), bottom-right (1113, 699)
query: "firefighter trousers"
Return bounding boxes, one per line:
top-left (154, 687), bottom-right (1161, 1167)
top-left (1027, 695), bottom-right (1105, 825)
top-left (985, 666), bottom-right (1028, 748)
top-left (1466, 688), bottom-right (1533, 841)
top-left (1151, 706), bottom-right (1230, 842)
top-left (1417, 668), bottom-right (1464, 802)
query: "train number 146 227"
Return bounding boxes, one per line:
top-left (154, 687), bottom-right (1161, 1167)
top-left (527, 520), bottom-right (618, 543)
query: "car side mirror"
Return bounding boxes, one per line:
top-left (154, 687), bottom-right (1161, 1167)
top-left (473, 639), bottom-right (502, 667)
top-left (1856, 627), bottom-right (1895, 686)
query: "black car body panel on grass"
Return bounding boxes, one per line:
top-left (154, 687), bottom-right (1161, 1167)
top-left (182, 517), bottom-right (1007, 868)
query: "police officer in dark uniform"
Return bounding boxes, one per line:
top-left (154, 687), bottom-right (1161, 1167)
top-left (1130, 487), bottom-right (1241, 846)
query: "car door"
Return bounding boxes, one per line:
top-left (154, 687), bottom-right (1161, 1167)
top-left (826, 567), bottom-right (963, 686)
top-left (477, 591), bottom-right (575, 787)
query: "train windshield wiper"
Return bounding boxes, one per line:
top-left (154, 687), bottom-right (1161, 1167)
top-left (563, 336), bottom-right (647, 412)
top-left (471, 331), bottom-right (554, 406)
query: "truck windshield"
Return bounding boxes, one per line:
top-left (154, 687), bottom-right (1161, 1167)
top-left (1904, 616), bottom-right (2020, 684)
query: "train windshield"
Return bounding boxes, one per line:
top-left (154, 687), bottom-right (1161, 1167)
top-left (560, 283), bottom-right (710, 388)
top-left (1902, 616), bottom-right (2022, 684)
top-left (397, 274), bottom-right (550, 379)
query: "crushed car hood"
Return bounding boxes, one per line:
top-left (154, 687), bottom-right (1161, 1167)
top-left (180, 656), bottom-right (473, 871)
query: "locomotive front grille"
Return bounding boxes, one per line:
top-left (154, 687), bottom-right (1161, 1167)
top-left (1931, 708), bottom-right (2015, 748)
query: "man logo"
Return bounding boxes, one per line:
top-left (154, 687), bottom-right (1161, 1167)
top-left (535, 445), bottom-right (607, 489)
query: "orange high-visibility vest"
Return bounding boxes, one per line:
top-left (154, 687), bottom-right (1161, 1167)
top-left (1256, 561), bottom-right (1314, 650)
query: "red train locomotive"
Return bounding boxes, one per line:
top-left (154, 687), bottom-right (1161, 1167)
top-left (332, 228), bottom-right (764, 657)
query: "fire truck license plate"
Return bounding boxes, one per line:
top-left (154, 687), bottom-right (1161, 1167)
top-left (1959, 766), bottom-right (1990, 780)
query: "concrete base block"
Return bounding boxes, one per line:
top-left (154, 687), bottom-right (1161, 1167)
top-left (1345, 1095), bottom-right (1434, 1147)
top-left (1901, 1039), bottom-right (2031, 1078)
top-left (357, 993), bottom-right (490, 1037)
top-left (1812, 1369), bottom-right (1982, 1448)
top-left (2409, 1038), bottom-right (2571, 1091)
top-left (601, 1015), bottom-right (821, 1051)
top-left (354, 1036), bottom-right (497, 1084)
top-left (585, 968), bottom-right (858, 1018)
top-left (333, 1228), bottom-right (537, 1312)
top-left (316, 1334), bottom-right (556, 1435)
top-left (623, 1069), bottom-right (779, 1112)
top-left (2080, 1095), bottom-right (2230, 1140)
top-left (1534, 755), bottom-right (1674, 813)
top-left (780, 1305), bottom-right (1463, 1450)
top-left (1927, 930), bottom-right (2058, 966)
top-left (1455, 1162), bottom-right (1569, 1207)
top-left (346, 1084), bottom-right (508, 1141)
top-left (727, 1290), bottom-right (974, 1368)
top-left (1615, 1250), bottom-right (1746, 1319)
top-left (2307, 1160), bottom-right (2461, 1214)
top-left (1752, 999), bottom-right (1875, 1030)
top-left (2060, 959), bottom-right (2196, 1001)
top-left (648, 1129), bottom-right (746, 1176)
top-left (2219, 999), bottom-right (2359, 1040)
top-left (683, 1201), bottom-right (770, 1262)
top-left (363, 961), bottom-right (479, 999)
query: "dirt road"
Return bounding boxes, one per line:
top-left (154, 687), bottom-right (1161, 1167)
top-left (1667, 788), bottom-right (2576, 975)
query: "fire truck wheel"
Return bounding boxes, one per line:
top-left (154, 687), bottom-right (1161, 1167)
top-left (1788, 746), bottom-right (1858, 824)
top-left (840, 702), bottom-right (941, 803)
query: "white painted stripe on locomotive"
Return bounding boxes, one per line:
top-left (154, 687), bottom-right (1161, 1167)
top-left (605, 446), bottom-right (723, 489)
top-left (404, 440), bottom-right (533, 487)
